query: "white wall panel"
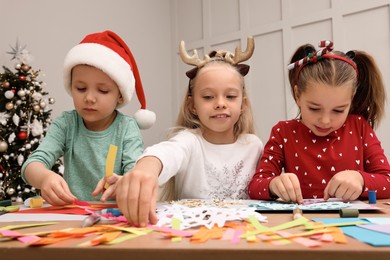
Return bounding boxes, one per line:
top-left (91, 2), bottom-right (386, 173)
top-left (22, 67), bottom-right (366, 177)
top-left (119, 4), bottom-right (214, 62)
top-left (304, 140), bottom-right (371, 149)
top-left (172, 0), bottom-right (390, 157)
top-left (247, 0), bottom-right (282, 26)
top-left (209, 0), bottom-right (240, 36)
top-left (342, 5), bottom-right (390, 142)
top-left (177, 0), bottom-right (204, 42)
top-left (290, 20), bottom-right (333, 47)
top-left (250, 32), bottom-right (286, 138)
top-left (290, 0), bottom-right (331, 17)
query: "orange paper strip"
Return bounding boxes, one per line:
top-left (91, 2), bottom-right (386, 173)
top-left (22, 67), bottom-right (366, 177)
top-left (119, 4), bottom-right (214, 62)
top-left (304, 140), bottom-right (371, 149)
top-left (90, 231), bottom-right (122, 246)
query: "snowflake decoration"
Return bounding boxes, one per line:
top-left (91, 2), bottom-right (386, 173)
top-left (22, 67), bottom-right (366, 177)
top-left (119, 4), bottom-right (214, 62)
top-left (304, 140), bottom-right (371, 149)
top-left (0, 112), bottom-right (11, 125)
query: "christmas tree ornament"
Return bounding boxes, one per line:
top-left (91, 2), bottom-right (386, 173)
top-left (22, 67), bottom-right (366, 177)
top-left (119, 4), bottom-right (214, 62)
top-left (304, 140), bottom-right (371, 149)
top-left (12, 114), bottom-right (20, 126)
top-left (33, 104), bottom-right (41, 112)
top-left (15, 63), bottom-right (21, 70)
top-left (0, 141), bottom-right (8, 152)
top-left (21, 65), bottom-right (30, 72)
top-left (4, 90), bottom-right (14, 99)
top-left (17, 89), bottom-right (26, 97)
top-left (0, 112), bottom-right (11, 125)
top-left (17, 131), bottom-right (28, 140)
top-left (7, 133), bottom-right (16, 143)
top-left (32, 92), bottom-right (43, 100)
top-left (48, 97), bottom-right (55, 104)
top-left (6, 187), bottom-right (15, 195)
top-left (39, 101), bottom-right (46, 108)
top-left (31, 119), bottom-right (43, 136)
top-left (2, 81), bottom-right (10, 88)
top-left (17, 154), bottom-right (24, 166)
top-left (5, 102), bottom-right (14, 110)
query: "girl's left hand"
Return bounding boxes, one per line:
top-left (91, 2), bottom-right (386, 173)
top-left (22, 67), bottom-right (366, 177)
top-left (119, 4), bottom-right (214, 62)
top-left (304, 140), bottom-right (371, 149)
top-left (92, 174), bottom-right (122, 202)
top-left (323, 170), bottom-right (364, 201)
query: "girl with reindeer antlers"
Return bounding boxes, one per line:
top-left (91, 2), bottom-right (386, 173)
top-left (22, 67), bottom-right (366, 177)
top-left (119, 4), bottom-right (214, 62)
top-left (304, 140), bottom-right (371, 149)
top-left (248, 40), bottom-right (390, 204)
top-left (116, 37), bottom-right (263, 226)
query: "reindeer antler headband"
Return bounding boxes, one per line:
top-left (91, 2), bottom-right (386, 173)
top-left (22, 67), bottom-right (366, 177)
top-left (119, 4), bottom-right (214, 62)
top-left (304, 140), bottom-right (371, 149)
top-left (179, 36), bottom-right (255, 79)
top-left (288, 40), bottom-right (358, 85)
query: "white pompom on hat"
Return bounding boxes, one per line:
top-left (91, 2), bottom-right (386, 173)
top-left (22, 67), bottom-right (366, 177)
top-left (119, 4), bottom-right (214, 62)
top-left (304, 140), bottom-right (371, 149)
top-left (63, 30), bottom-right (155, 129)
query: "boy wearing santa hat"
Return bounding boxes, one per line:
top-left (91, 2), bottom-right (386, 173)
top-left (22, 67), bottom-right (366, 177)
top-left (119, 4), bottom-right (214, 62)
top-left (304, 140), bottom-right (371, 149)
top-left (22, 30), bottom-right (155, 205)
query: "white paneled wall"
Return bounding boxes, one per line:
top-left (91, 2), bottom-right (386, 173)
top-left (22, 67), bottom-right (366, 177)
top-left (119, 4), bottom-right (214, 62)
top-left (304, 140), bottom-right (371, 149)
top-left (172, 0), bottom-right (390, 157)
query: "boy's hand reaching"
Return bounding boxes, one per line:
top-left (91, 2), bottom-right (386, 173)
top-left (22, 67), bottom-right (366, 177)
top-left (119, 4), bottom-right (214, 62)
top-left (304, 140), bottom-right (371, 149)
top-left (269, 173), bottom-right (304, 204)
top-left (92, 174), bottom-right (122, 201)
top-left (323, 170), bottom-right (364, 201)
top-left (40, 172), bottom-right (76, 206)
top-left (116, 156), bottom-right (161, 227)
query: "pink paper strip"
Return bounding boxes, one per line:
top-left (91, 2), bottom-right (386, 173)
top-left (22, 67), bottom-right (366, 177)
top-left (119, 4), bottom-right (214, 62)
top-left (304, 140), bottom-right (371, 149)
top-left (231, 228), bottom-right (243, 244)
top-left (149, 225), bottom-right (193, 237)
top-left (275, 230), bottom-right (293, 238)
top-left (0, 230), bottom-right (21, 237)
top-left (293, 237), bottom-right (322, 247)
top-left (221, 228), bottom-right (235, 240)
top-left (17, 235), bottom-right (41, 244)
top-left (320, 233), bottom-right (334, 242)
top-left (257, 234), bottom-right (272, 241)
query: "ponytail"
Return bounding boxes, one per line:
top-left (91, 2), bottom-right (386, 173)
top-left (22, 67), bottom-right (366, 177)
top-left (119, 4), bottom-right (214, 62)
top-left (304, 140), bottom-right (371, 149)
top-left (351, 51), bottom-right (386, 129)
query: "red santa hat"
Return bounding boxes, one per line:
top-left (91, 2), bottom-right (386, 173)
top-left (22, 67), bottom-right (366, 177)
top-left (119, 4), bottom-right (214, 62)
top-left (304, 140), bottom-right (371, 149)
top-left (63, 30), bottom-right (155, 129)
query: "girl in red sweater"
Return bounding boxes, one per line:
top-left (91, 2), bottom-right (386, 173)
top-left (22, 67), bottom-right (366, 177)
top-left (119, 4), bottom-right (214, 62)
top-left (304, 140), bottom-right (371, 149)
top-left (248, 41), bottom-right (390, 204)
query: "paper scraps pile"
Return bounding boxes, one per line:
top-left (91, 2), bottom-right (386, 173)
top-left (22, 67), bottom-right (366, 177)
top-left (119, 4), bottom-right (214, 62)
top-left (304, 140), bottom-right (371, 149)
top-left (0, 199), bottom-right (358, 248)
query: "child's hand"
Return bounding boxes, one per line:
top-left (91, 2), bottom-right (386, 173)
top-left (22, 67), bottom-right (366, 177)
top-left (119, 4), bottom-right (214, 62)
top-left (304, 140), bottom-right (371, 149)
top-left (269, 173), bottom-right (304, 204)
top-left (40, 173), bottom-right (76, 206)
top-left (323, 170), bottom-right (364, 201)
top-left (92, 174), bottom-right (122, 202)
top-left (116, 156), bottom-right (161, 227)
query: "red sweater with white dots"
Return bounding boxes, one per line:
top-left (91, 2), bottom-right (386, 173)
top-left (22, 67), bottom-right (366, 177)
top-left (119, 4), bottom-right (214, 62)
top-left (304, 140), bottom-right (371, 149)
top-left (248, 114), bottom-right (390, 200)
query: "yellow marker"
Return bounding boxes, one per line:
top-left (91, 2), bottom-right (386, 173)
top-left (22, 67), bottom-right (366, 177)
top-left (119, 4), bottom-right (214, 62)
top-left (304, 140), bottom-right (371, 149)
top-left (104, 144), bottom-right (118, 189)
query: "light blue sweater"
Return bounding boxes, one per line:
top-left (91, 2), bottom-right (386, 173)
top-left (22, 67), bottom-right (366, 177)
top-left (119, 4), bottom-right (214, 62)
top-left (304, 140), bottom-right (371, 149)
top-left (21, 110), bottom-right (144, 201)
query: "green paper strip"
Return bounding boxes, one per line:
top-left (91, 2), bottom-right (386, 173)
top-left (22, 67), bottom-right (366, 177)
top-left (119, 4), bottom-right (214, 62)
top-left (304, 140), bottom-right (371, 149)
top-left (171, 217), bottom-right (182, 242)
top-left (0, 222), bottom-right (57, 231)
top-left (268, 217), bottom-right (309, 231)
top-left (107, 233), bottom-right (140, 244)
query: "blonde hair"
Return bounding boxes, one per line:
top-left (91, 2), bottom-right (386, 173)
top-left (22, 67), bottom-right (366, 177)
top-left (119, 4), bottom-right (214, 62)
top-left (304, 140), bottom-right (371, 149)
top-left (289, 44), bottom-right (386, 129)
top-left (159, 61), bottom-right (256, 201)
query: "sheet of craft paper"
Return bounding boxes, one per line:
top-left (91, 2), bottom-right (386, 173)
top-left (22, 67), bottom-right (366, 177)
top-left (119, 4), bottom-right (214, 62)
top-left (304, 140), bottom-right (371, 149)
top-left (312, 217), bottom-right (390, 246)
top-left (357, 224), bottom-right (390, 235)
top-left (365, 217), bottom-right (390, 225)
top-left (250, 198), bottom-right (381, 211)
top-left (0, 213), bottom-right (86, 222)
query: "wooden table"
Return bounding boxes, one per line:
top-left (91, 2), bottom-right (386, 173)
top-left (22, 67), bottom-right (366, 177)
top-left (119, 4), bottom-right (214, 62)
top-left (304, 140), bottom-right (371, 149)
top-left (1, 200), bottom-right (390, 260)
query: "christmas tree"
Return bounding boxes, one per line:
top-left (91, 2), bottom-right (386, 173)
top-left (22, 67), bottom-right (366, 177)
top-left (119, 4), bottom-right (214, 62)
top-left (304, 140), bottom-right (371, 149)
top-left (0, 40), bottom-right (63, 202)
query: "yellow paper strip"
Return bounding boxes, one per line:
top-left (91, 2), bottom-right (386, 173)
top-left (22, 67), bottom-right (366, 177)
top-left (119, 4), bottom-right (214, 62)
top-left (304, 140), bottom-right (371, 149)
top-left (171, 218), bottom-right (182, 242)
top-left (108, 233), bottom-right (142, 244)
top-left (104, 144), bottom-right (118, 189)
top-left (304, 221), bottom-right (366, 230)
top-left (104, 225), bottom-right (151, 236)
top-left (248, 215), bottom-right (270, 231)
top-left (0, 222), bottom-right (57, 231)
